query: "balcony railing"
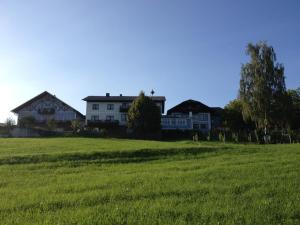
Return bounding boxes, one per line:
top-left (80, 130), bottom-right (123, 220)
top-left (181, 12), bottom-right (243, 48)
top-left (87, 119), bottom-right (120, 128)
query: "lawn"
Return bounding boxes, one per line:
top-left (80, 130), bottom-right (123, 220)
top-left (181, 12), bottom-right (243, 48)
top-left (0, 138), bottom-right (299, 225)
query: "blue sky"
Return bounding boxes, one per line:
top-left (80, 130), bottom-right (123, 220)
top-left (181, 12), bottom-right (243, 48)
top-left (0, 0), bottom-right (299, 122)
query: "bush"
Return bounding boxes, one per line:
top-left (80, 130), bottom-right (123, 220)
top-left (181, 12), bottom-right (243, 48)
top-left (161, 130), bottom-right (193, 140)
top-left (99, 128), bottom-right (108, 137)
top-left (47, 119), bottom-right (57, 131)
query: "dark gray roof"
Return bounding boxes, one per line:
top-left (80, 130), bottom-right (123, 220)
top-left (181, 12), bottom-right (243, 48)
top-left (11, 91), bottom-right (85, 118)
top-left (82, 96), bottom-right (166, 102)
top-left (167, 99), bottom-right (214, 115)
top-left (166, 100), bottom-right (223, 116)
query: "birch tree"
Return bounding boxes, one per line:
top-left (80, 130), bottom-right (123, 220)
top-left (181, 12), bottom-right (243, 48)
top-left (239, 42), bottom-right (287, 134)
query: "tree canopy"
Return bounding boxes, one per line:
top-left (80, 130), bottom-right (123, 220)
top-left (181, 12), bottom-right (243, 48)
top-left (287, 88), bottom-right (300, 130)
top-left (223, 99), bottom-right (252, 132)
top-left (239, 41), bottom-right (287, 131)
top-left (127, 91), bottom-right (161, 135)
top-left (4, 117), bottom-right (15, 130)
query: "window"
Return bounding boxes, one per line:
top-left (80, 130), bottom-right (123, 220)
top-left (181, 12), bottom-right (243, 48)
top-left (200, 124), bottom-right (207, 129)
top-left (121, 114), bottom-right (127, 122)
top-left (106, 115), bottom-right (114, 121)
top-left (171, 119), bottom-right (176, 125)
top-left (121, 103), bottom-right (130, 108)
top-left (107, 104), bottom-right (114, 110)
top-left (177, 119), bottom-right (186, 126)
top-left (199, 113), bottom-right (208, 121)
top-left (91, 115), bottom-right (99, 121)
top-left (92, 104), bottom-right (99, 110)
top-left (161, 118), bottom-right (169, 125)
top-left (193, 123), bottom-right (199, 129)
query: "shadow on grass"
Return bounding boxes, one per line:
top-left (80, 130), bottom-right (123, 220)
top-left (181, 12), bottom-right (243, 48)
top-left (0, 146), bottom-right (231, 166)
top-left (0, 189), bottom-right (209, 214)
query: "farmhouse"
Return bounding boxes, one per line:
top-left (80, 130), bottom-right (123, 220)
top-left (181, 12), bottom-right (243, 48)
top-left (161, 99), bottom-right (222, 132)
top-left (12, 91), bottom-right (85, 125)
top-left (83, 93), bottom-right (166, 126)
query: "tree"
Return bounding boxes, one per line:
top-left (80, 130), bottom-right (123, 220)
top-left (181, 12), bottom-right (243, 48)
top-left (4, 117), bottom-right (15, 131)
top-left (223, 99), bottom-right (249, 132)
top-left (239, 41), bottom-right (287, 133)
top-left (127, 91), bottom-right (161, 135)
top-left (71, 120), bottom-right (81, 133)
top-left (287, 88), bottom-right (300, 130)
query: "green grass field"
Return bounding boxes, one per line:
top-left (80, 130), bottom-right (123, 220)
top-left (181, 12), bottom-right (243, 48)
top-left (0, 138), bottom-right (299, 225)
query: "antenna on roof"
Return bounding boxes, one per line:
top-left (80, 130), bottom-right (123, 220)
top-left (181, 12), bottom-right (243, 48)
top-left (150, 89), bottom-right (155, 96)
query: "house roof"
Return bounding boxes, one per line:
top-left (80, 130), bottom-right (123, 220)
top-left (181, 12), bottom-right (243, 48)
top-left (167, 99), bottom-right (214, 115)
top-left (11, 91), bottom-right (85, 118)
top-left (210, 107), bottom-right (223, 114)
top-left (82, 96), bottom-right (166, 102)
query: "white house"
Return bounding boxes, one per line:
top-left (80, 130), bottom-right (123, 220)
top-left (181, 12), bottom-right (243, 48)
top-left (83, 93), bottom-right (166, 126)
top-left (161, 99), bottom-right (222, 133)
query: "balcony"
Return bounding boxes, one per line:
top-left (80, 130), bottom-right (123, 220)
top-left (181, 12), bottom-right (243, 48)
top-left (119, 105), bottom-right (130, 112)
top-left (87, 119), bottom-right (120, 128)
top-left (38, 108), bottom-right (55, 115)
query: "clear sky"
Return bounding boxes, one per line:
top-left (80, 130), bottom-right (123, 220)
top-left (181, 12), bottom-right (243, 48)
top-left (0, 0), bottom-right (299, 122)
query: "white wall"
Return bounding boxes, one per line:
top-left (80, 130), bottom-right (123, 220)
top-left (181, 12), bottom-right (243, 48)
top-left (86, 102), bottom-right (127, 125)
top-left (86, 101), bottom-right (164, 126)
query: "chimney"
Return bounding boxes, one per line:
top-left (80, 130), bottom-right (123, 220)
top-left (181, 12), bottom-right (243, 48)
top-left (106, 93), bottom-right (110, 97)
top-left (120, 94), bottom-right (122, 97)
top-left (189, 112), bottom-right (193, 117)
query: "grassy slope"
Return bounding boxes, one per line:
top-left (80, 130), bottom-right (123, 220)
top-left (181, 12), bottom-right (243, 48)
top-left (0, 138), bottom-right (299, 225)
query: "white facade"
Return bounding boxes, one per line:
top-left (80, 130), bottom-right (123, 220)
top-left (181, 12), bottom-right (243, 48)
top-left (161, 112), bottom-right (211, 132)
top-left (84, 95), bottom-right (165, 126)
top-left (85, 101), bottom-right (129, 126)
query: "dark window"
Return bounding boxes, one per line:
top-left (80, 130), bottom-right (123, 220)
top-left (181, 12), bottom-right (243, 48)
top-left (106, 115), bottom-right (114, 121)
top-left (107, 104), bottom-right (114, 110)
top-left (200, 124), bottom-right (207, 129)
top-left (198, 113), bottom-right (208, 121)
top-left (178, 119), bottom-right (186, 125)
top-left (193, 124), bottom-right (199, 129)
top-left (92, 104), bottom-right (99, 110)
top-left (121, 114), bottom-right (127, 122)
top-left (122, 103), bottom-right (130, 108)
top-left (91, 115), bottom-right (99, 121)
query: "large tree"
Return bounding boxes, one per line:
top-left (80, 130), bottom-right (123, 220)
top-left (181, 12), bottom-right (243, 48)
top-left (239, 42), bottom-right (287, 132)
top-left (127, 91), bottom-right (161, 135)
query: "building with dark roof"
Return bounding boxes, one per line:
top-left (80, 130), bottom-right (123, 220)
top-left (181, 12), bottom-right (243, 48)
top-left (161, 99), bottom-right (223, 132)
top-left (11, 91), bottom-right (85, 125)
top-left (83, 93), bottom-right (166, 126)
